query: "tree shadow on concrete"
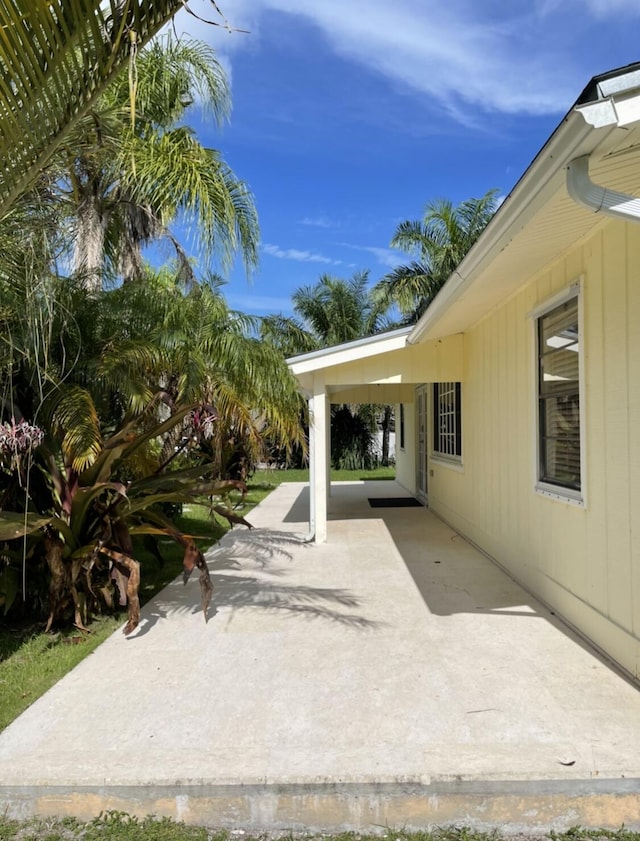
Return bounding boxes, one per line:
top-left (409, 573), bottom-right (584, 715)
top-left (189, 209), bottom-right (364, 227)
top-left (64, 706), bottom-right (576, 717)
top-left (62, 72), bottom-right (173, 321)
top-left (129, 527), bottom-right (382, 637)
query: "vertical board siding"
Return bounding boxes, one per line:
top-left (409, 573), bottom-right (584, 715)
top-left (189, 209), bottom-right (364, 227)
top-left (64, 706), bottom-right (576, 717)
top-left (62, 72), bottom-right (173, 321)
top-left (627, 226), bottom-right (640, 639)
top-left (601, 224), bottom-right (633, 632)
top-left (428, 219), bottom-right (640, 678)
top-left (583, 233), bottom-right (609, 614)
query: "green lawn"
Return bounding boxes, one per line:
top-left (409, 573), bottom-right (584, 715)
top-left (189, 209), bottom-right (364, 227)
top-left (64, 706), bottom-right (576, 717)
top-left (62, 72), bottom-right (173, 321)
top-left (251, 464), bottom-right (396, 484)
top-left (0, 814), bottom-right (636, 841)
top-left (0, 467), bottom-right (395, 731)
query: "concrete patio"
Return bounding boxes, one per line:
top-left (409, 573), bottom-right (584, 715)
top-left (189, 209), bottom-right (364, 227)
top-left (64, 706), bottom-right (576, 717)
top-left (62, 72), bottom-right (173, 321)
top-left (1, 480), bottom-right (639, 832)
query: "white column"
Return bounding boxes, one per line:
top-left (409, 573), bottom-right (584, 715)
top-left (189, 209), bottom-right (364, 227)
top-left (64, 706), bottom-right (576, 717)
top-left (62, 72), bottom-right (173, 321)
top-left (308, 375), bottom-right (328, 543)
top-left (326, 394), bottom-right (332, 498)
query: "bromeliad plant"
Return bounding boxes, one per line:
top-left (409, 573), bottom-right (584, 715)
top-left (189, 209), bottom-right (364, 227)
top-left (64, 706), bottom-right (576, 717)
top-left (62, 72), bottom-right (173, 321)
top-left (0, 392), bottom-right (251, 635)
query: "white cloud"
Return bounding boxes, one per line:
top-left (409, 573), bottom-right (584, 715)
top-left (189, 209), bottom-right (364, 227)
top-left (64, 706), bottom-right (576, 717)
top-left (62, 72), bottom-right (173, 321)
top-left (340, 243), bottom-right (405, 269)
top-left (298, 215), bottom-right (336, 229)
top-left (174, 0), bottom-right (606, 119)
top-left (263, 243), bottom-right (341, 265)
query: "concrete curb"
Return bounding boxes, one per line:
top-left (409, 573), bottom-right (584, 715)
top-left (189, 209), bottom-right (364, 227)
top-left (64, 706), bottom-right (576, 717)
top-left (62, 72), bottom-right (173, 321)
top-left (2, 777), bottom-right (640, 833)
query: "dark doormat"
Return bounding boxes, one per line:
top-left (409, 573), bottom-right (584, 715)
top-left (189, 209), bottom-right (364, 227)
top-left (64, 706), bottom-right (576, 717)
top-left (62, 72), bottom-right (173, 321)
top-left (368, 497), bottom-right (422, 508)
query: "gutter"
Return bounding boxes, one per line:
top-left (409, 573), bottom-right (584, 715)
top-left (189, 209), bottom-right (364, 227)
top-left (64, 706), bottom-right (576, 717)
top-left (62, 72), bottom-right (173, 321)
top-left (286, 325), bottom-right (412, 366)
top-left (567, 155), bottom-right (640, 222)
top-left (566, 85), bottom-right (640, 223)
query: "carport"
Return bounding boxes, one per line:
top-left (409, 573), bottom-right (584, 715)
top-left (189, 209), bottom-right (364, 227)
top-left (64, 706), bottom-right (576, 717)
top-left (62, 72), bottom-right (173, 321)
top-left (288, 326), bottom-right (464, 541)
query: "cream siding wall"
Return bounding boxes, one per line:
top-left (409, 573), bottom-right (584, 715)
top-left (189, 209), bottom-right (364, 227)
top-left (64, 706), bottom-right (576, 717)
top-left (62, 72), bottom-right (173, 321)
top-left (319, 333), bottom-right (464, 389)
top-left (427, 220), bottom-right (640, 680)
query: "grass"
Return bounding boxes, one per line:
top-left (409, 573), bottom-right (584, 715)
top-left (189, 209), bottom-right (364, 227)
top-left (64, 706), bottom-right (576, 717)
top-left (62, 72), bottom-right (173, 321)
top-left (0, 467), bottom-right (395, 732)
top-left (0, 815), bottom-right (637, 841)
top-left (0, 616), bottom-right (121, 732)
top-left (251, 464), bottom-right (396, 484)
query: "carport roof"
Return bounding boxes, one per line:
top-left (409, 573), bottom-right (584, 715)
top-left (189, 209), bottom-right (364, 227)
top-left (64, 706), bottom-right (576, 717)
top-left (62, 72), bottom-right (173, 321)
top-left (287, 326), bottom-right (413, 375)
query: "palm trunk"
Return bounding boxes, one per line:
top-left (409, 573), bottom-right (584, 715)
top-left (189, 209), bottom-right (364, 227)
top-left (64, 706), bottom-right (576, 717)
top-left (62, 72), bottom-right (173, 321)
top-left (72, 193), bottom-right (108, 293)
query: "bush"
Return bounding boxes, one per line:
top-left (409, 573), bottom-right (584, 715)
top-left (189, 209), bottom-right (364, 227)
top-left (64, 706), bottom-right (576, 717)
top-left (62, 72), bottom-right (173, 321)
top-left (330, 406), bottom-right (379, 471)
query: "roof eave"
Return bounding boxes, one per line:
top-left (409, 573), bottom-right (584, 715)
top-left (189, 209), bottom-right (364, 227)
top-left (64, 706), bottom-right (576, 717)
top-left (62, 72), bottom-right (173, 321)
top-left (287, 326), bottom-right (413, 375)
top-left (409, 62), bottom-right (640, 345)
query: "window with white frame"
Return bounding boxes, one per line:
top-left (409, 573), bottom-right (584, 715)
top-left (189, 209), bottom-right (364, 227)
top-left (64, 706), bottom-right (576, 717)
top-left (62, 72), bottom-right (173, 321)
top-left (537, 295), bottom-right (581, 494)
top-left (432, 382), bottom-right (461, 459)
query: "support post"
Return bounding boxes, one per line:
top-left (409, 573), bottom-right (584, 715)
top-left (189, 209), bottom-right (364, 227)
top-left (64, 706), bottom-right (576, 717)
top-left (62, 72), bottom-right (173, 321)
top-left (326, 394), bottom-right (332, 498)
top-left (307, 376), bottom-right (328, 543)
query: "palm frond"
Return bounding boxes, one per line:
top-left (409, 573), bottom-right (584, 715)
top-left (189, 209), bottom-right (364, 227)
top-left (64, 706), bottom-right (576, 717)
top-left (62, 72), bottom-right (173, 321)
top-left (118, 127), bottom-right (259, 273)
top-left (373, 263), bottom-right (433, 316)
top-left (260, 314), bottom-right (319, 357)
top-left (47, 384), bottom-right (102, 472)
top-left (380, 189), bottom-right (499, 316)
top-left (0, 0), bottom-right (188, 215)
top-left (105, 34), bottom-right (231, 127)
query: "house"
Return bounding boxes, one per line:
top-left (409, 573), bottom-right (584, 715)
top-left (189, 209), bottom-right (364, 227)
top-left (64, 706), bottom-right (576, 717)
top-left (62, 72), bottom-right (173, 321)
top-left (288, 61), bottom-right (640, 683)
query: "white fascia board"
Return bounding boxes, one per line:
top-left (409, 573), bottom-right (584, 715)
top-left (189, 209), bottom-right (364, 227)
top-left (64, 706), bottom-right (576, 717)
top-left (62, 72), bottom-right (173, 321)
top-left (408, 110), bottom-right (597, 345)
top-left (287, 326), bottom-right (412, 376)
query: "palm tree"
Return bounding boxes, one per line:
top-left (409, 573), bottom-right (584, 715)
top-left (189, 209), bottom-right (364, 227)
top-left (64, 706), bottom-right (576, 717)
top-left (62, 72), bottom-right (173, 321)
top-left (263, 270), bottom-right (394, 468)
top-left (0, 269), bottom-right (306, 633)
top-left (291, 270), bottom-right (389, 345)
top-left (56, 35), bottom-right (258, 291)
top-left (0, 0), bottom-right (187, 217)
top-left (374, 189), bottom-right (499, 321)
top-left (44, 270), bottom-right (307, 467)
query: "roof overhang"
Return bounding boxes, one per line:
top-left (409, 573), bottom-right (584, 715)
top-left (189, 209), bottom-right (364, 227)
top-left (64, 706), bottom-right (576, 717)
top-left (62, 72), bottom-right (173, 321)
top-left (287, 326), bottom-right (412, 376)
top-left (288, 327), bottom-right (465, 400)
top-left (409, 61), bottom-right (640, 343)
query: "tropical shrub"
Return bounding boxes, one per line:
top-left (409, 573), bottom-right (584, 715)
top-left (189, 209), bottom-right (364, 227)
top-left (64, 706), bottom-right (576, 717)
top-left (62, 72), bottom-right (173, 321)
top-left (0, 396), bottom-right (253, 634)
top-left (330, 406), bottom-right (379, 471)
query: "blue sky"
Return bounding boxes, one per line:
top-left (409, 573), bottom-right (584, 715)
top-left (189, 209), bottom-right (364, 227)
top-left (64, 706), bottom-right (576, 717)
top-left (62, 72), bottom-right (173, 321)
top-left (167, 0), bottom-right (640, 317)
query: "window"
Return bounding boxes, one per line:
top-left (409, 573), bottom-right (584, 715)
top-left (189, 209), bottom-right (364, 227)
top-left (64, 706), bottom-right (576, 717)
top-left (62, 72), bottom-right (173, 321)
top-left (399, 403), bottom-right (405, 450)
top-left (432, 382), bottom-right (461, 459)
top-left (537, 295), bottom-right (581, 495)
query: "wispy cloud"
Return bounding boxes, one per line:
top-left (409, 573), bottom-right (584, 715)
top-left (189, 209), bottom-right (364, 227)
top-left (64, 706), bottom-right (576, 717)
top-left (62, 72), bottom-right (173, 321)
top-left (176, 0), bottom-right (619, 120)
top-left (581, 0), bottom-right (640, 15)
top-left (263, 243), bottom-right (342, 265)
top-left (298, 215), bottom-right (337, 229)
top-left (340, 243), bottom-right (405, 269)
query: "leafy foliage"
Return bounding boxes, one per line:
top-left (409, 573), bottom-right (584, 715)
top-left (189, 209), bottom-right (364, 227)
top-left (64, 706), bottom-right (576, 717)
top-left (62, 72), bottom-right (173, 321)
top-left (0, 0), bottom-right (188, 216)
top-left (0, 270), bottom-right (305, 634)
top-left (330, 406), bottom-right (379, 471)
top-left (0, 31), bottom-right (303, 636)
top-left (55, 34), bottom-right (258, 290)
top-left (374, 189), bottom-right (499, 321)
top-left (292, 269), bottom-right (390, 346)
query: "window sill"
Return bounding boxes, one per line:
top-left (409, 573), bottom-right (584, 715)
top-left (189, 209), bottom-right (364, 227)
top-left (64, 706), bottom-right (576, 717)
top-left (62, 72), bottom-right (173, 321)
top-left (535, 482), bottom-right (584, 507)
top-left (431, 455), bottom-right (464, 472)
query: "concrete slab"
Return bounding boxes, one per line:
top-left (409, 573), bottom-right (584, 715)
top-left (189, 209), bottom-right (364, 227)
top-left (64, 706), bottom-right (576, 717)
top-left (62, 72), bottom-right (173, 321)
top-left (1, 481), bottom-right (639, 832)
